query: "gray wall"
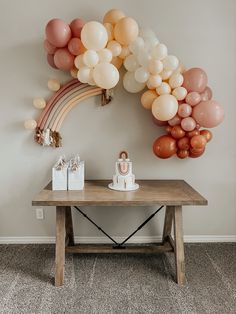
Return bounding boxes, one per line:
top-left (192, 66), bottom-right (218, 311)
top-left (0, 0), bottom-right (235, 240)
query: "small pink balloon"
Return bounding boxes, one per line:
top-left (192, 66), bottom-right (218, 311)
top-left (152, 115), bottom-right (168, 126)
top-left (44, 39), bottom-right (57, 54)
top-left (68, 38), bottom-right (84, 55)
top-left (185, 92), bottom-right (201, 106)
top-left (47, 54), bottom-right (58, 69)
top-left (54, 48), bottom-right (74, 71)
top-left (45, 19), bottom-right (71, 47)
top-left (192, 100), bottom-right (224, 128)
top-left (183, 68), bottom-right (208, 93)
top-left (168, 115), bottom-right (181, 126)
top-left (200, 86), bottom-right (213, 101)
top-left (178, 103), bottom-right (192, 118)
top-left (181, 117), bottom-right (196, 131)
top-left (70, 19), bottom-right (85, 38)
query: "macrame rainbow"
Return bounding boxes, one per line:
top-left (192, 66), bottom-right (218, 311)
top-left (35, 79), bottom-right (112, 147)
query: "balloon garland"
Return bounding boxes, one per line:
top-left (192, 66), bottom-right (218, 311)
top-left (25, 8), bottom-right (224, 159)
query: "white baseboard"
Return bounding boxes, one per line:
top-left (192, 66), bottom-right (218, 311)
top-left (0, 235), bottom-right (236, 244)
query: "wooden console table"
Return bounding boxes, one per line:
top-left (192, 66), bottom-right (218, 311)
top-left (32, 180), bottom-right (207, 287)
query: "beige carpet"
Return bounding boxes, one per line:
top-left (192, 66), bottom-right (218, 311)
top-left (0, 243), bottom-right (236, 314)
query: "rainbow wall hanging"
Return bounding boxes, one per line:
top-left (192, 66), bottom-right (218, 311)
top-left (24, 8), bottom-right (224, 159)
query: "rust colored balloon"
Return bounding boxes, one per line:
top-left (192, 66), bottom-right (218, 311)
top-left (177, 137), bottom-right (190, 150)
top-left (153, 135), bottom-right (177, 159)
top-left (200, 129), bottom-right (213, 142)
top-left (177, 149), bottom-right (189, 159)
top-left (186, 129), bottom-right (200, 138)
top-left (190, 135), bottom-right (207, 149)
top-left (165, 125), bottom-right (172, 133)
top-left (152, 115), bottom-right (168, 126)
top-left (189, 147), bottom-right (205, 158)
top-left (171, 125), bottom-right (186, 139)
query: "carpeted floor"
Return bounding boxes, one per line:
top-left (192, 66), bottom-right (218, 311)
top-left (0, 243), bottom-right (236, 314)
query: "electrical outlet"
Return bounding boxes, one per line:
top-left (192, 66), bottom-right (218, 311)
top-left (36, 208), bottom-right (44, 220)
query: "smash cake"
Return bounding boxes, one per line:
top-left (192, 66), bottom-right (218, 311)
top-left (108, 151), bottom-right (139, 191)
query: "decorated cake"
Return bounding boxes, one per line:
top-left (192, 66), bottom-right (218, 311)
top-left (108, 151), bottom-right (139, 191)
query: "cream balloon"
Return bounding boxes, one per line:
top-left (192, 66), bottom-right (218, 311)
top-left (33, 97), bottom-right (46, 109)
top-left (114, 17), bottom-right (139, 45)
top-left (107, 40), bottom-right (122, 57)
top-left (147, 75), bottom-right (162, 89)
top-left (24, 119), bottom-right (37, 130)
top-left (129, 37), bottom-right (145, 55)
top-left (119, 46), bottom-right (130, 59)
top-left (172, 86), bottom-right (187, 100)
top-left (83, 50), bottom-right (99, 67)
top-left (97, 48), bottom-right (113, 63)
top-left (77, 66), bottom-right (91, 83)
top-left (123, 71), bottom-right (145, 93)
top-left (47, 79), bottom-right (60, 91)
top-left (93, 62), bottom-right (119, 89)
top-left (134, 67), bottom-right (150, 83)
top-left (81, 21), bottom-right (108, 51)
top-left (152, 94), bottom-right (178, 121)
top-left (169, 73), bottom-right (184, 89)
top-left (160, 70), bottom-right (173, 80)
top-left (74, 54), bottom-right (85, 69)
top-left (162, 55), bottom-right (179, 71)
top-left (124, 55), bottom-right (139, 72)
top-left (148, 59), bottom-right (163, 75)
top-left (137, 48), bottom-right (151, 67)
top-left (156, 82), bottom-right (171, 95)
top-left (151, 43), bottom-right (168, 60)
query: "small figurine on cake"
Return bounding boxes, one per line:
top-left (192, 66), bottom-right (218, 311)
top-left (108, 151), bottom-right (139, 191)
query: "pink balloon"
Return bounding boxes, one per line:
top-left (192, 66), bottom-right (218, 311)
top-left (152, 115), bottom-right (168, 126)
top-left (47, 54), bottom-right (58, 69)
top-left (185, 92), bottom-right (201, 106)
top-left (183, 68), bottom-right (208, 93)
top-left (200, 86), bottom-right (212, 101)
top-left (178, 103), bottom-right (192, 118)
top-left (181, 117), bottom-right (196, 131)
top-left (168, 115), bottom-right (181, 126)
top-left (192, 100), bottom-right (224, 128)
top-left (44, 39), bottom-right (57, 54)
top-left (54, 48), bottom-right (74, 71)
top-left (68, 38), bottom-right (84, 55)
top-left (45, 19), bottom-right (71, 47)
top-left (70, 19), bottom-right (85, 38)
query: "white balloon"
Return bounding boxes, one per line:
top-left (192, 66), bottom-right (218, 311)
top-left (160, 70), bottom-right (173, 80)
top-left (151, 43), bottom-right (168, 60)
top-left (93, 62), bottom-right (119, 89)
top-left (77, 67), bottom-right (91, 83)
top-left (97, 48), bottom-right (113, 63)
top-left (123, 71), bottom-right (145, 93)
top-left (87, 69), bottom-right (96, 86)
top-left (137, 48), bottom-right (151, 67)
top-left (148, 59), bottom-right (163, 75)
top-left (107, 40), bottom-right (122, 57)
top-left (124, 55), bottom-right (139, 72)
top-left (172, 86), bottom-right (187, 100)
top-left (83, 50), bottom-right (99, 68)
top-left (156, 82), bottom-right (171, 95)
top-left (147, 75), bottom-right (162, 89)
top-left (134, 67), bottom-right (150, 83)
top-left (162, 55), bottom-right (179, 71)
top-left (81, 21), bottom-right (108, 51)
top-left (152, 94), bottom-right (178, 121)
top-left (139, 28), bottom-right (157, 41)
top-left (24, 119), bottom-right (37, 130)
top-left (169, 73), bottom-right (184, 89)
top-left (129, 37), bottom-right (145, 55)
top-left (144, 37), bottom-right (159, 51)
top-left (74, 55), bottom-right (85, 69)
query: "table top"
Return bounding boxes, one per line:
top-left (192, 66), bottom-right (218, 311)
top-left (32, 180), bottom-right (207, 207)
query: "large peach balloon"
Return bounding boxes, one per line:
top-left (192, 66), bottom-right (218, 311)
top-left (153, 135), bottom-right (177, 159)
top-left (54, 48), bottom-right (74, 71)
top-left (70, 19), bottom-right (85, 37)
top-left (45, 19), bottom-right (71, 47)
top-left (103, 9), bottom-right (125, 25)
top-left (114, 17), bottom-right (139, 45)
top-left (182, 68), bottom-right (208, 93)
top-left (152, 94), bottom-right (178, 121)
top-left (141, 90), bottom-right (157, 110)
top-left (192, 100), bottom-right (224, 128)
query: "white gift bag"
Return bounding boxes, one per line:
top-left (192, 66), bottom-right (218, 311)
top-left (52, 156), bottom-right (68, 190)
top-left (68, 156), bottom-right (84, 190)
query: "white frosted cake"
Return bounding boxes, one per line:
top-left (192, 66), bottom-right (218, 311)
top-left (108, 151), bottom-right (139, 191)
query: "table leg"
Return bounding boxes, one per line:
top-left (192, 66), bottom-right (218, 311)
top-left (162, 206), bottom-right (174, 244)
top-left (173, 205), bottom-right (186, 286)
top-left (55, 206), bottom-right (66, 287)
top-left (65, 206), bottom-right (74, 246)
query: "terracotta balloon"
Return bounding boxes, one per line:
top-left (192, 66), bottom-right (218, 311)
top-left (182, 68), bottom-right (208, 93)
top-left (186, 129), bottom-right (200, 138)
top-left (68, 38), bottom-right (84, 55)
top-left (190, 135), bottom-right (207, 149)
top-left (152, 116), bottom-right (168, 126)
top-left (178, 103), bottom-right (192, 118)
top-left (168, 115), bottom-right (181, 126)
top-left (181, 117), bottom-right (196, 131)
top-left (177, 150), bottom-right (189, 159)
top-left (141, 90), bottom-right (157, 110)
top-left (103, 9), bottom-right (125, 25)
top-left (171, 125), bottom-right (185, 139)
top-left (177, 137), bottom-right (190, 150)
top-left (165, 125), bottom-right (172, 133)
top-left (70, 19), bottom-right (85, 37)
top-left (44, 39), bottom-right (57, 54)
top-left (185, 92), bottom-right (201, 106)
top-left (189, 147), bottom-right (205, 158)
top-left (153, 135), bottom-right (177, 159)
top-left (192, 100), bottom-right (224, 128)
top-left (54, 48), bottom-right (74, 71)
top-left (45, 19), bottom-right (71, 47)
top-left (200, 86), bottom-right (212, 101)
top-left (47, 54), bottom-right (58, 69)
top-left (114, 17), bottom-right (139, 45)
top-left (200, 129), bottom-right (213, 142)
